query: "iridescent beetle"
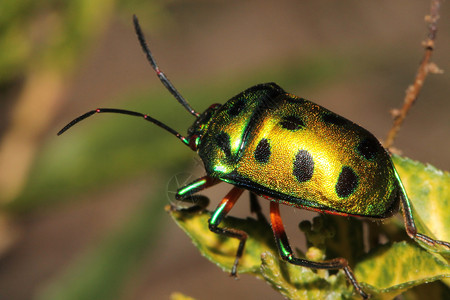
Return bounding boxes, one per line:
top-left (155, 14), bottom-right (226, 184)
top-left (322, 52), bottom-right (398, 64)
top-left (58, 16), bottom-right (450, 299)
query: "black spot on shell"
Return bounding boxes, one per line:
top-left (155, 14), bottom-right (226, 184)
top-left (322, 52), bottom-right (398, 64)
top-left (322, 113), bottom-right (346, 126)
top-left (254, 138), bottom-right (271, 163)
top-left (357, 137), bottom-right (380, 160)
top-left (228, 98), bottom-right (245, 116)
top-left (293, 150), bottom-right (314, 182)
top-left (284, 96), bottom-right (306, 104)
top-left (216, 132), bottom-right (231, 157)
top-left (280, 116), bottom-right (305, 131)
top-left (335, 166), bottom-right (359, 198)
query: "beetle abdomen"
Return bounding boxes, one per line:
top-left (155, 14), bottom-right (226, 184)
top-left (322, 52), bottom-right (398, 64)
top-left (200, 83), bottom-right (399, 217)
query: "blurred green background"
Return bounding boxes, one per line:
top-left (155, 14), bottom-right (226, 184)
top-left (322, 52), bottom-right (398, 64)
top-left (0, 1), bottom-right (449, 299)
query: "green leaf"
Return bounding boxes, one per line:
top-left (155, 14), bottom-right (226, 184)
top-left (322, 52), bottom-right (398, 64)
top-left (260, 251), bottom-right (353, 300)
top-left (170, 292), bottom-right (197, 300)
top-left (169, 209), bottom-right (275, 274)
top-left (392, 155), bottom-right (450, 244)
top-left (355, 242), bottom-right (450, 299)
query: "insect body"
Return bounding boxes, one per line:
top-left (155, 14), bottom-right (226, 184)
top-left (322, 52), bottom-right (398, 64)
top-left (193, 83), bottom-right (398, 218)
top-left (58, 15), bottom-right (450, 299)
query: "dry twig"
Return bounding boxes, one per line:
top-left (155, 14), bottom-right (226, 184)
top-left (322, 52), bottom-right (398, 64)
top-left (384, 0), bottom-right (443, 149)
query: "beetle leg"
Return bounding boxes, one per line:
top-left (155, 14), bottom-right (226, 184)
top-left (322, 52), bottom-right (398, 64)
top-left (269, 201), bottom-right (369, 299)
top-left (249, 192), bottom-right (269, 224)
top-left (173, 175), bottom-right (220, 212)
top-left (209, 187), bottom-right (247, 276)
top-left (176, 175), bottom-right (220, 199)
top-left (400, 192), bottom-right (450, 249)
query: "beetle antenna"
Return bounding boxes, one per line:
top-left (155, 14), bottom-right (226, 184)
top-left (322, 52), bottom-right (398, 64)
top-left (57, 108), bottom-right (190, 146)
top-left (133, 15), bottom-right (199, 118)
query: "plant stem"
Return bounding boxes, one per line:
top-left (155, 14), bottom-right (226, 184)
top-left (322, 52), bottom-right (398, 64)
top-left (384, 0), bottom-right (442, 149)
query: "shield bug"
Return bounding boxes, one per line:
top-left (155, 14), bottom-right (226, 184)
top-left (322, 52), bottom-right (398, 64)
top-left (58, 15), bottom-right (450, 299)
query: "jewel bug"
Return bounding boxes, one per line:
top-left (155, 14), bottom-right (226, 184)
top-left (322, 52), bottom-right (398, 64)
top-left (58, 15), bottom-right (450, 299)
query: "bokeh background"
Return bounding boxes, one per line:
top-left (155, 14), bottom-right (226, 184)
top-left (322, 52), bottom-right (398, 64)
top-left (0, 1), bottom-right (449, 299)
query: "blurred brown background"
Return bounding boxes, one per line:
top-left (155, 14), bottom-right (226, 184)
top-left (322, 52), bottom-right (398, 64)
top-left (0, 1), bottom-right (449, 299)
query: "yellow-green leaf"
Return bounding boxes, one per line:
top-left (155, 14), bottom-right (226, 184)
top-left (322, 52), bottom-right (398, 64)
top-left (393, 155), bottom-right (450, 244)
top-left (260, 251), bottom-right (353, 300)
top-left (170, 292), bottom-right (197, 300)
top-left (169, 208), bottom-right (275, 274)
top-left (355, 242), bottom-right (450, 299)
